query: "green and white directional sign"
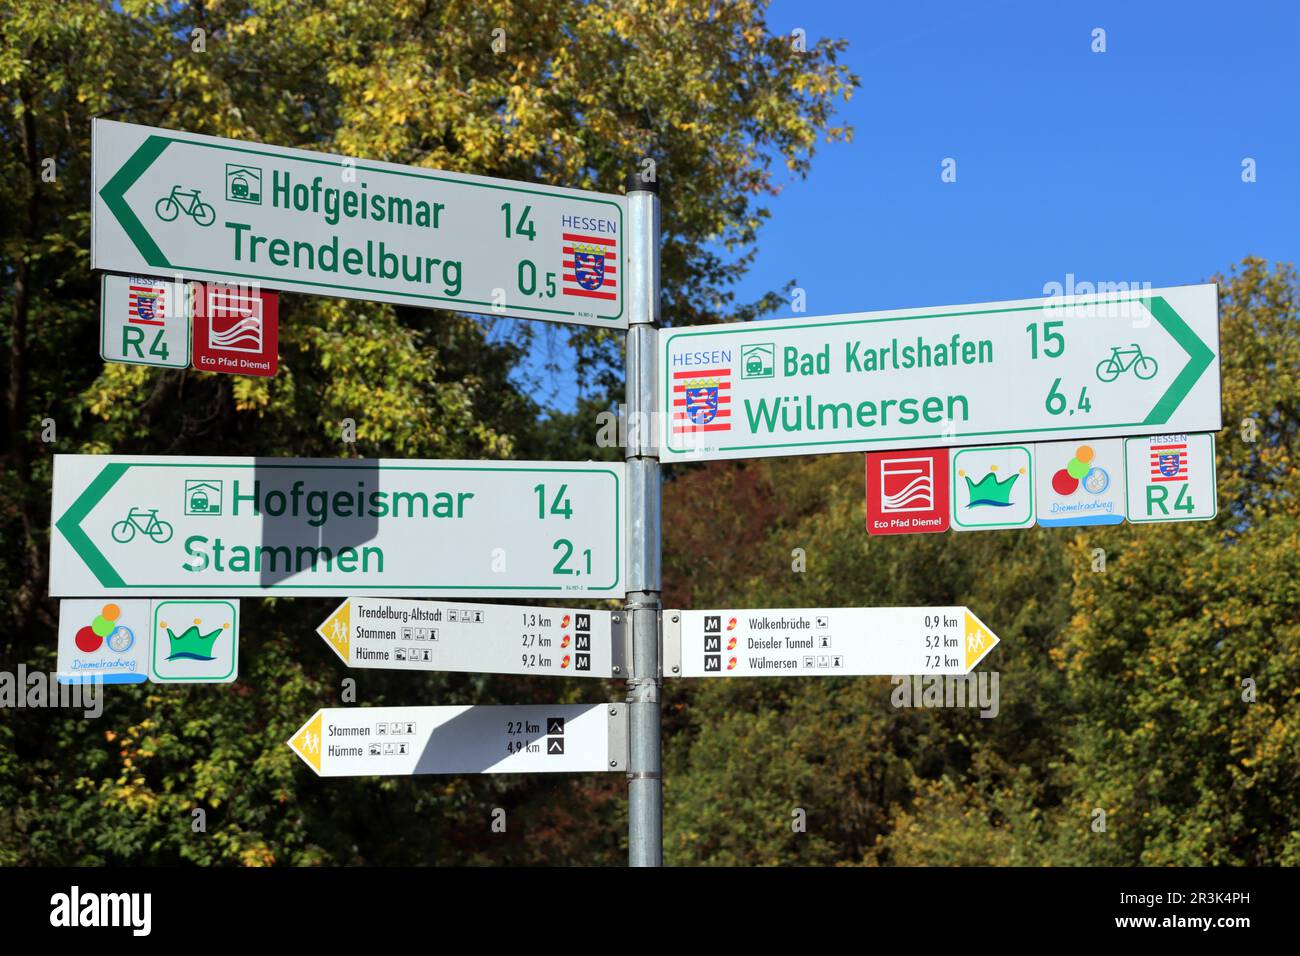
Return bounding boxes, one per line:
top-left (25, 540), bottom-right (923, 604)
top-left (317, 597), bottom-right (623, 678)
top-left (660, 284), bottom-right (1221, 462)
top-left (50, 455), bottom-right (624, 598)
top-left (91, 119), bottom-right (626, 328)
top-left (664, 606), bottom-right (999, 678)
top-left (288, 703), bottom-right (628, 777)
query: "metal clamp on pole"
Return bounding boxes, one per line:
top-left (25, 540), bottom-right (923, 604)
top-left (606, 704), bottom-right (629, 773)
top-left (661, 610), bottom-right (683, 677)
top-left (624, 171), bottom-right (662, 867)
top-left (624, 676), bottom-right (661, 702)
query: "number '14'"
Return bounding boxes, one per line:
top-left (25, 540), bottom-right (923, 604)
top-left (501, 202), bottom-right (536, 240)
top-left (534, 483), bottom-right (573, 519)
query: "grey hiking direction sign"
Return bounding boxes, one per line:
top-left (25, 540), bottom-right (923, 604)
top-left (660, 284), bottom-right (1221, 462)
top-left (91, 119), bottom-right (626, 328)
top-left (664, 607), bottom-right (999, 678)
top-left (317, 597), bottom-right (622, 678)
top-left (288, 703), bottom-right (628, 777)
top-left (49, 455), bottom-right (623, 598)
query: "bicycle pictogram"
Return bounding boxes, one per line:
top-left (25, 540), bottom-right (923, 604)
top-left (111, 507), bottom-right (174, 544)
top-left (1095, 343), bottom-right (1159, 382)
top-left (155, 186), bottom-right (216, 227)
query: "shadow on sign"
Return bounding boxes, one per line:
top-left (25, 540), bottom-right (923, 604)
top-left (254, 458), bottom-right (382, 590)
top-left (412, 708), bottom-right (577, 774)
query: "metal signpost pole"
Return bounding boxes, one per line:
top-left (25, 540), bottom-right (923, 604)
top-left (624, 174), bottom-right (662, 866)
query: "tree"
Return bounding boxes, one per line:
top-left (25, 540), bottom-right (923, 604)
top-left (1054, 258), bottom-right (1300, 865)
top-left (0, 0), bottom-right (855, 864)
top-left (664, 260), bottom-right (1300, 867)
top-left (662, 454), bottom-right (1077, 865)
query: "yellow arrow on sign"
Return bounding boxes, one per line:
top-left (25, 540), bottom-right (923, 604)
top-left (316, 598), bottom-right (351, 663)
top-left (288, 710), bottom-right (324, 774)
top-left (964, 610), bottom-right (999, 671)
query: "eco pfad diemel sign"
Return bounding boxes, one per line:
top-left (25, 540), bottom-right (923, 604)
top-left (659, 284), bottom-right (1221, 462)
top-left (91, 119), bottom-right (626, 329)
top-left (49, 455), bottom-right (623, 598)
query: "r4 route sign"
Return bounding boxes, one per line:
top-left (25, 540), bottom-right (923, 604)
top-left (1125, 433), bottom-right (1217, 522)
top-left (660, 284), bottom-right (1220, 462)
top-left (100, 274), bottom-right (280, 376)
top-left (49, 455), bottom-right (624, 598)
top-left (100, 274), bottom-right (190, 368)
top-left (91, 119), bottom-right (627, 329)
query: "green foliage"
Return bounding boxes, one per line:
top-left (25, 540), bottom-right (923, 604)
top-left (4, 0), bottom-right (1294, 870)
top-left (0, 0), bottom-right (854, 865)
top-left (1055, 258), bottom-right (1300, 866)
top-left (664, 260), bottom-right (1300, 866)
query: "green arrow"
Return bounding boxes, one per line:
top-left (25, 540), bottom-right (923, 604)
top-left (54, 462), bottom-right (129, 587)
top-left (1141, 295), bottom-right (1215, 425)
top-left (98, 135), bottom-right (174, 269)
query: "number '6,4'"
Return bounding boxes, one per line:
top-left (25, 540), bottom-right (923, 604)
top-left (1045, 378), bottom-right (1092, 416)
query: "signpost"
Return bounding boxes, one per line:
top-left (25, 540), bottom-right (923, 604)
top-left (191, 283), bottom-right (280, 376)
top-left (287, 703), bottom-right (628, 777)
top-left (91, 119), bottom-right (627, 329)
top-left (867, 449), bottom-right (951, 535)
top-left (71, 120), bottom-right (1224, 869)
top-left (57, 599), bottom-right (151, 685)
top-left (150, 599), bottom-right (240, 683)
top-left (316, 597), bottom-right (624, 678)
top-left (664, 607), bottom-right (999, 678)
top-left (100, 274), bottom-right (190, 368)
top-left (57, 597), bottom-right (239, 684)
top-left (101, 274), bottom-right (281, 376)
top-left (1035, 439), bottom-right (1127, 527)
top-left (950, 445), bottom-right (1035, 531)
top-left (49, 455), bottom-right (624, 598)
top-left (864, 434), bottom-right (1216, 535)
top-left (622, 178), bottom-right (662, 866)
top-left (1124, 433), bottom-right (1217, 522)
top-left (659, 284), bottom-right (1220, 462)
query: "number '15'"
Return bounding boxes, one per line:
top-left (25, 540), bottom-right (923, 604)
top-left (1026, 320), bottom-right (1065, 358)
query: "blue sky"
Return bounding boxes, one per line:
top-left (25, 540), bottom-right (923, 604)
top-left (528, 0), bottom-right (1299, 410)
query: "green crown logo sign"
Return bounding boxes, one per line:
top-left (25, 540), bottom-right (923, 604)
top-left (161, 621), bottom-right (224, 662)
top-left (962, 468), bottom-right (1021, 508)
